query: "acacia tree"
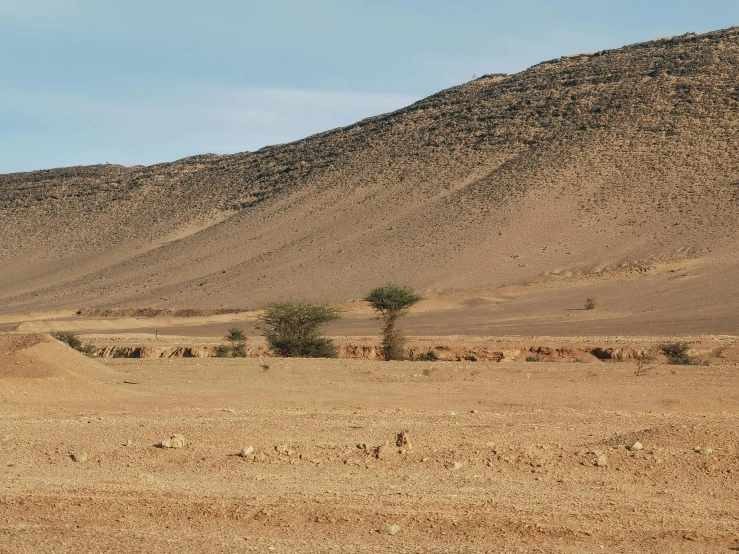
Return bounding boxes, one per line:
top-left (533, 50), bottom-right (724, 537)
top-left (364, 285), bottom-right (421, 361)
top-left (226, 327), bottom-right (247, 357)
top-left (259, 301), bottom-right (341, 358)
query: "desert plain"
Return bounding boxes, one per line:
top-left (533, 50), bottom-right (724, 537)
top-left (1, 295), bottom-right (738, 554)
top-left (2, 26), bottom-right (739, 554)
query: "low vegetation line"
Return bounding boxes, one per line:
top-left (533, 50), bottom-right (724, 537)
top-left (83, 340), bottom-right (722, 365)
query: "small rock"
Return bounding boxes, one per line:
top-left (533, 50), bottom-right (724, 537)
top-left (71, 451), bottom-right (88, 463)
top-left (374, 444), bottom-right (391, 459)
top-left (378, 524), bottom-right (400, 535)
top-left (421, 457), bottom-right (430, 462)
top-left (595, 454), bottom-right (608, 467)
top-left (627, 442), bottom-right (644, 451)
top-left (160, 434), bottom-right (186, 449)
top-left (471, 410), bottom-right (478, 414)
top-left (345, 457), bottom-right (361, 466)
top-left (695, 447), bottom-right (713, 456)
top-left (395, 430), bottom-right (411, 449)
top-left (239, 446), bottom-right (255, 458)
top-left (445, 461), bottom-right (463, 471)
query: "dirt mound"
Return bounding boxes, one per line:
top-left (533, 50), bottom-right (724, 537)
top-left (0, 333), bottom-right (129, 402)
top-left (0, 333), bottom-right (47, 354)
top-left (0, 334), bottom-right (59, 378)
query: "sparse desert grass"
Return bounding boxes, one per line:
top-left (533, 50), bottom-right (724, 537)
top-left (633, 348), bottom-right (657, 376)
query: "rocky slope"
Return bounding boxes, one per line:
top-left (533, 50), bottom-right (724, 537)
top-left (1, 28), bottom-right (738, 330)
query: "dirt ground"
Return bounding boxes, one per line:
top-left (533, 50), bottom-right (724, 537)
top-left (1, 334), bottom-right (738, 553)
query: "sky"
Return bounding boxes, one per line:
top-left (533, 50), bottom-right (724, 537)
top-left (1, 1), bottom-right (738, 173)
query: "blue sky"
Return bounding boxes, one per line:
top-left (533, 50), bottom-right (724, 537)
top-left (1, 1), bottom-right (737, 173)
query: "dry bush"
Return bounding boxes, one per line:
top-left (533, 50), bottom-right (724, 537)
top-left (260, 302), bottom-right (341, 358)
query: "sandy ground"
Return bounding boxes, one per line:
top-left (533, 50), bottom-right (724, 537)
top-left (1, 334), bottom-right (738, 553)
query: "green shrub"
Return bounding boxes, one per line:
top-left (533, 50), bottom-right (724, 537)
top-left (215, 328), bottom-right (248, 358)
top-left (660, 342), bottom-right (697, 365)
top-left (585, 298), bottom-right (596, 310)
top-left (231, 341), bottom-right (247, 358)
top-left (51, 331), bottom-right (97, 357)
top-left (51, 331), bottom-right (82, 350)
top-left (267, 337), bottom-right (338, 358)
top-left (525, 356), bottom-right (541, 362)
top-left (226, 328), bottom-right (246, 342)
top-left (260, 301), bottom-right (341, 358)
top-left (215, 344), bottom-right (232, 358)
top-left (77, 343), bottom-right (98, 357)
top-left (414, 350), bottom-right (438, 362)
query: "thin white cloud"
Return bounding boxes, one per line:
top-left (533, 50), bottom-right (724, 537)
top-left (0, 82), bottom-right (418, 170)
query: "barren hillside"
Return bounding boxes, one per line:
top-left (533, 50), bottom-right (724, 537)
top-left (1, 28), bottom-right (738, 332)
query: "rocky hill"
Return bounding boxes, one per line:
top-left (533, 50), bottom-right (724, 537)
top-left (1, 28), bottom-right (738, 332)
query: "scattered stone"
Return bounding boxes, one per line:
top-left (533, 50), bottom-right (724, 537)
top-left (71, 451), bottom-right (88, 463)
top-left (374, 443), bottom-right (391, 459)
top-left (238, 446), bottom-right (255, 458)
top-left (345, 457), bottom-right (361, 466)
top-left (378, 524), bottom-right (400, 535)
top-left (595, 454), bottom-right (608, 467)
top-left (695, 447), bottom-right (713, 456)
top-left (627, 442), bottom-right (644, 451)
top-left (395, 430), bottom-right (411, 449)
top-left (445, 461), bottom-right (463, 470)
top-left (160, 434), bottom-right (186, 449)
top-left (124, 440), bottom-right (133, 447)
